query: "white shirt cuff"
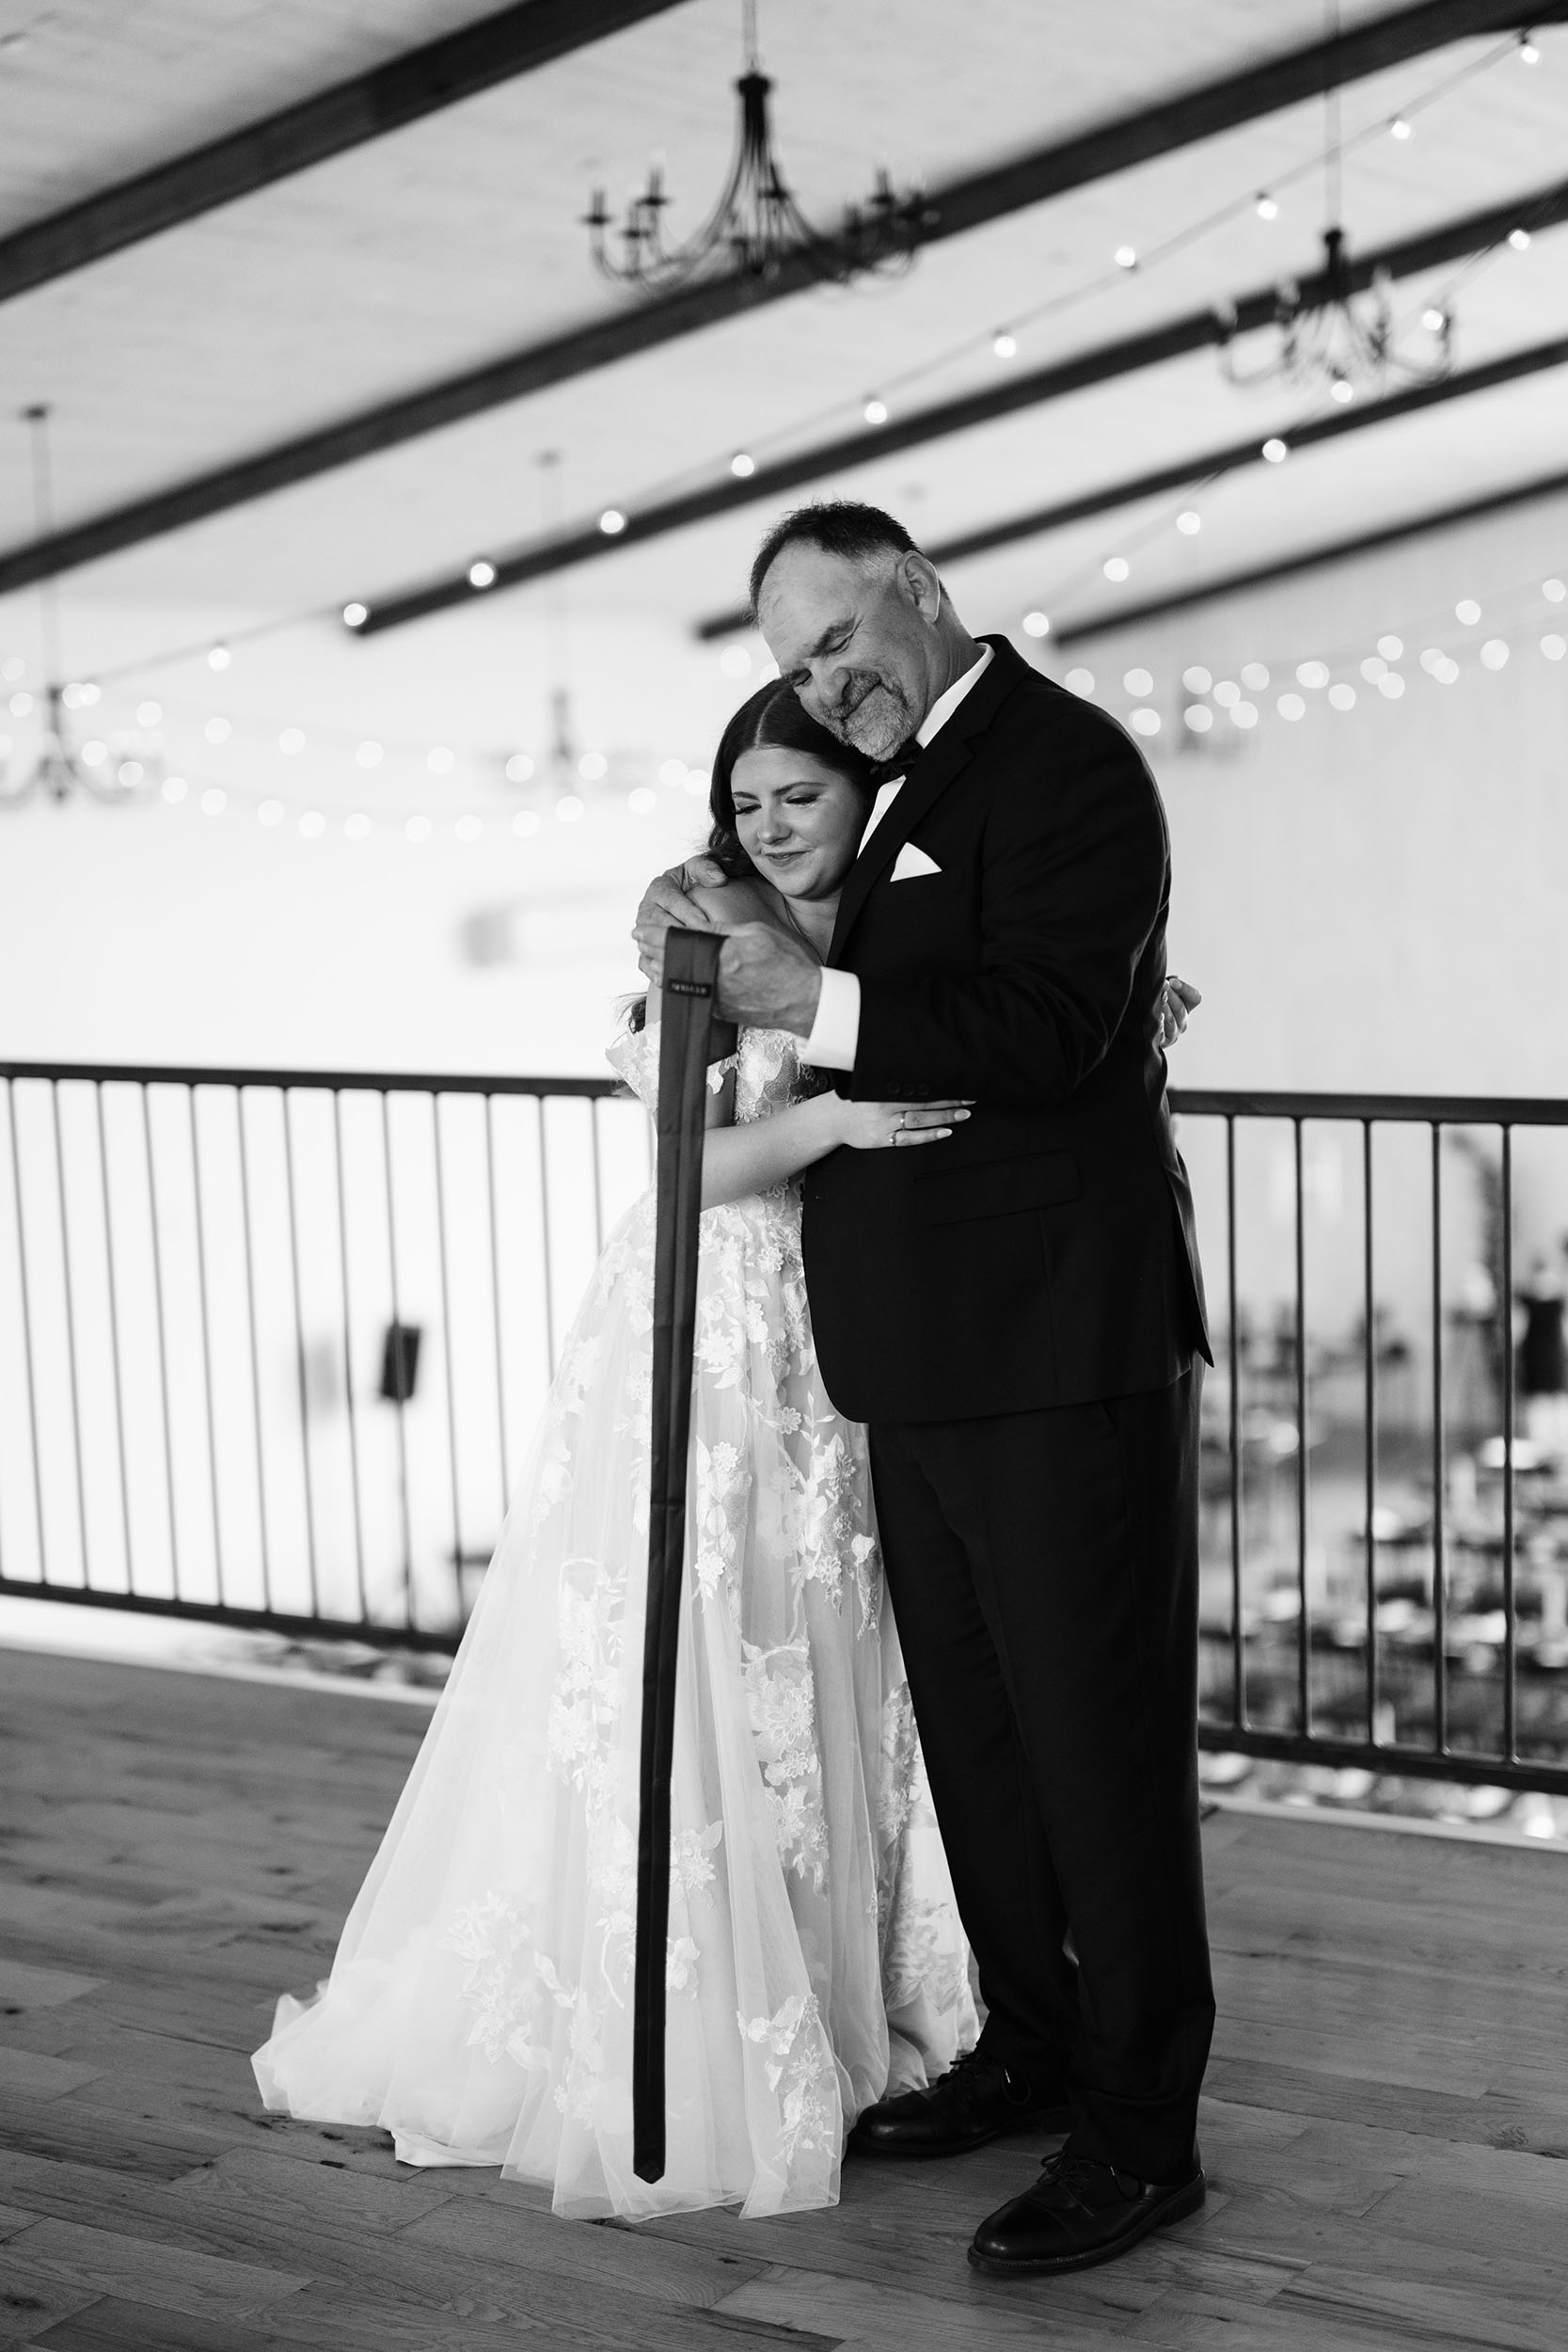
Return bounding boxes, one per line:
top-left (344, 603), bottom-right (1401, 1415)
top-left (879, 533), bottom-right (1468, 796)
top-left (800, 967), bottom-right (861, 1072)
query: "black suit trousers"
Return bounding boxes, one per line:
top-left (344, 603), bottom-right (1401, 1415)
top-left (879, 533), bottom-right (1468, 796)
top-left (868, 1369), bottom-right (1214, 2182)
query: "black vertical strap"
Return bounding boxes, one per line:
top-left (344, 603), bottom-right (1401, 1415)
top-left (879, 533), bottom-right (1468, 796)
top-left (633, 929), bottom-right (722, 2185)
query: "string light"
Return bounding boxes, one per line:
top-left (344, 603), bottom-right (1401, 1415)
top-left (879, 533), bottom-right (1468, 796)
top-left (992, 330), bottom-right (1019, 359)
top-left (513, 809), bottom-right (541, 836)
top-left (1185, 704), bottom-right (1213, 732)
top-left (200, 786), bottom-right (227, 813)
top-left (1256, 192), bottom-right (1279, 221)
top-left (1328, 683), bottom-right (1356, 710)
top-left (598, 509), bottom-right (626, 535)
top-left (279, 727), bottom-right (305, 755)
top-left (628, 786), bottom-right (657, 814)
top-left (405, 815), bottom-right (432, 843)
top-left (556, 793), bottom-right (584, 822)
top-left (1114, 245), bottom-right (1138, 270)
top-left (455, 814), bottom-right (483, 842)
top-left (344, 813), bottom-right (372, 840)
top-left (1124, 667), bottom-right (1153, 695)
top-left (1481, 638), bottom-right (1510, 668)
top-left (1103, 556), bottom-right (1131, 582)
top-left (1377, 634), bottom-right (1403, 660)
top-left (426, 745), bottom-right (455, 774)
top-left (1297, 660), bottom-right (1330, 688)
top-left (258, 799), bottom-right (284, 825)
top-left (504, 753), bottom-right (534, 783)
top-left (299, 810), bottom-right (326, 839)
top-left (342, 602), bottom-right (368, 629)
top-left (1277, 693), bottom-right (1306, 721)
top-left (1544, 579), bottom-right (1565, 602)
top-left (207, 644), bottom-right (230, 672)
top-left (467, 559), bottom-right (498, 590)
top-left (720, 644), bottom-right (752, 677)
top-left (1544, 634), bottom-right (1566, 660)
top-left (1066, 668), bottom-right (1094, 695)
top-left (658, 758), bottom-right (689, 787)
top-left (863, 396), bottom-right (889, 425)
top-left (1241, 661), bottom-right (1270, 690)
top-left (1509, 227), bottom-right (1532, 250)
top-left (1455, 598), bottom-right (1481, 625)
top-left (204, 717), bottom-right (230, 743)
top-left (1213, 679), bottom-right (1241, 707)
top-left (730, 452), bottom-right (756, 478)
top-left (1182, 666), bottom-right (1212, 693)
top-left (136, 700), bottom-right (161, 726)
top-left (162, 776), bottom-right (187, 803)
top-left (356, 739), bottom-right (383, 768)
top-left (1422, 305), bottom-right (1449, 333)
top-left (1261, 437), bottom-right (1289, 464)
top-left (1176, 510), bottom-right (1201, 535)
top-left (1389, 116), bottom-right (1413, 140)
top-left (578, 752), bottom-right (608, 781)
top-left (1520, 33), bottom-right (1541, 64)
top-left (1022, 611), bottom-right (1051, 638)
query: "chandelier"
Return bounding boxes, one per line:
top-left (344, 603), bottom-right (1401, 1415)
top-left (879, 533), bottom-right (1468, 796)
top-left (584, 1), bottom-right (932, 294)
top-left (0, 405), bottom-right (162, 810)
top-left (1217, 1), bottom-right (1451, 405)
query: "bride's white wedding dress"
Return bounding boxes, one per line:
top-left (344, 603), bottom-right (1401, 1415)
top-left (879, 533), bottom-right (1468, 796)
top-left (253, 1021), bottom-right (974, 2219)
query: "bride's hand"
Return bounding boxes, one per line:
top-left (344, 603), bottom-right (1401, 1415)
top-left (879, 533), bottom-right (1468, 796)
top-left (632, 857), bottom-right (732, 986)
top-left (832, 1096), bottom-right (974, 1150)
top-left (1155, 975), bottom-right (1202, 1051)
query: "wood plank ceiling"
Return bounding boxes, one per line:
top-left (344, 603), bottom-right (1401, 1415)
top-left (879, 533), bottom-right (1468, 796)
top-left (1, 0), bottom-right (1565, 662)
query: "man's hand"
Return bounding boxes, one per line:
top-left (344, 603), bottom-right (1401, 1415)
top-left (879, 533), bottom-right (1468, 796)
top-left (633, 858), bottom-right (731, 986)
top-left (716, 922), bottom-right (822, 1037)
top-left (1155, 976), bottom-right (1202, 1051)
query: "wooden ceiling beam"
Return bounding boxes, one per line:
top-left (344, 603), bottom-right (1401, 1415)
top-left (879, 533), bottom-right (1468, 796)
top-left (3, 0), bottom-right (1560, 593)
top-left (0, 0), bottom-right (689, 305)
top-left (352, 179), bottom-right (1568, 632)
top-left (691, 333), bottom-right (1568, 636)
top-left (1050, 464), bottom-right (1568, 642)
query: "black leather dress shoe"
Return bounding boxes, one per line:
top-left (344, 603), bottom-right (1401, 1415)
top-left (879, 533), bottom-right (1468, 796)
top-left (968, 2146), bottom-right (1206, 2274)
top-left (848, 2050), bottom-right (1071, 2158)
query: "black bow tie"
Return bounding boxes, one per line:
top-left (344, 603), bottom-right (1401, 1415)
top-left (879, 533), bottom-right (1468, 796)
top-left (869, 740), bottom-right (920, 786)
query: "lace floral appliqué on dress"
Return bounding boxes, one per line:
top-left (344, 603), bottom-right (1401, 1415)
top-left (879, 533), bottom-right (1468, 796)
top-left (253, 1022), bottom-right (974, 2220)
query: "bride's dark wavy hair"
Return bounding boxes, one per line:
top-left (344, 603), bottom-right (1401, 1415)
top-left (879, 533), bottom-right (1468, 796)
top-left (625, 681), bottom-right (877, 1031)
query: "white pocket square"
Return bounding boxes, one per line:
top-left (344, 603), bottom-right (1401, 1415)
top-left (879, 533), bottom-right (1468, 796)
top-left (891, 841), bottom-right (942, 881)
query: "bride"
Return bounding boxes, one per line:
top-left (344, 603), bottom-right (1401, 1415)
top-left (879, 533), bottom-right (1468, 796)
top-left (254, 679), bottom-right (982, 2220)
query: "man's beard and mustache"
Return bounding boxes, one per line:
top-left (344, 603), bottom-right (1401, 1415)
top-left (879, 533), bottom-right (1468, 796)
top-left (818, 672), bottom-right (918, 761)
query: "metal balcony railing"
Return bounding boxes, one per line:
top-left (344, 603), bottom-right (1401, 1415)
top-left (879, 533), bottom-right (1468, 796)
top-left (2, 1063), bottom-right (1565, 1794)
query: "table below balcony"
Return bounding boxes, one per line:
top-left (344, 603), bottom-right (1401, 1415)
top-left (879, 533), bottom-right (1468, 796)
top-left (0, 1645), bottom-right (1563, 2352)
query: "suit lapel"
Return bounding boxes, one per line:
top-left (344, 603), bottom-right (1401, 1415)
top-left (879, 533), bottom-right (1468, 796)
top-left (828, 637), bottom-right (1022, 965)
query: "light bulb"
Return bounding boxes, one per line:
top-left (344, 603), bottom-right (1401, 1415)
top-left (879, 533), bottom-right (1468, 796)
top-left (504, 753), bottom-right (534, 784)
top-left (342, 602), bottom-right (369, 628)
top-left (467, 559), bottom-right (497, 589)
top-left (1542, 634), bottom-right (1566, 660)
top-left (992, 331), bottom-right (1018, 359)
top-left (1389, 116), bottom-right (1412, 140)
top-left (1129, 707), bottom-right (1160, 736)
top-left (1256, 192), bottom-right (1279, 221)
top-left (1543, 579), bottom-right (1565, 603)
top-left (1241, 661), bottom-right (1270, 691)
top-left (1065, 668), bottom-right (1095, 695)
top-left (863, 397), bottom-right (889, 425)
top-left (1022, 611), bottom-right (1051, 638)
top-left (1184, 705), bottom-right (1213, 733)
top-left (1377, 634), bottom-right (1403, 660)
top-left (1123, 667), bottom-right (1153, 696)
top-left (1329, 375), bottom-right (1354, 405)
top-left (1521, 34), bottom-right (1540, 62)
top-left (1231, 702), bottom-right (1259, 728)
top-left (1328, 683), bottom-right (1356, 710)
top-left (578, 751), bottom-right (608, 781)
top-left (1277, 693), bottom-right (1306, 721)
top-left (730, 451), bottom-right (755, 478)
top-left (207, 643), bottom-right (230, 671)
top-left (1455, 598), bottom-right (1481, 625)
top-left (1481, 638), bottom-right (1510, 669)
top-left (136, 700), bottom-right (161, 726)
top-left (1422, 306), bottom-right (1448, 333)
top-left (1176, 510), bottom-right (1201, 535)
top-left (598, 508), bottom-right (626, 534)
top-left (1103, 556), bottom-right (1130, 582)
top-left (1181, 666), bottom-right (1212, 694)
top-left (1213, 679), bottom-right (1240, 707)
top-left (1114, 245), bottom-right (1137, 270)
top-left (1261, 437), bottom-right (1289, 464)
top-left (1509, 227), bottom-right (1531, 251)
top-left (299, 810), bottom-right (326, 839)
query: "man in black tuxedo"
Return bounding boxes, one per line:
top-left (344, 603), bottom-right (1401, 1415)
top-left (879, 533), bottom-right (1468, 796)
top-left (636, 501), bottom-right (1214, 2276)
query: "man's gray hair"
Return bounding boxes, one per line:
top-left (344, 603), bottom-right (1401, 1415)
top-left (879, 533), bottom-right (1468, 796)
top-left (748, 500), bottom-right (923, 618)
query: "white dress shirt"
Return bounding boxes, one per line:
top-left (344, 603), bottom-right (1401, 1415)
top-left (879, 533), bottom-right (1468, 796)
top-left (801, 644), bottom-right (993, 1073)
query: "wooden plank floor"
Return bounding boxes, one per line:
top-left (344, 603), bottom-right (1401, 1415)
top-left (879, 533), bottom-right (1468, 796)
top-left (1, 1648), bottom-right (1565, 2352)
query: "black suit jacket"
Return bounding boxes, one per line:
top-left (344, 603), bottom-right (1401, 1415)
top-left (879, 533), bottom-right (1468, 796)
top-left (800, 636), bottom-right (1211, 1423)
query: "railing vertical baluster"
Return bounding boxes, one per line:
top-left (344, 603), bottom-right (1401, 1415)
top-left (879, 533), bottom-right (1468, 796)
top-left (431, 1094), bottom-right (465, 1620)
top-left (1499, 1123), bottom-right (1515, 1764)
top-left (141, 1089), bottom-right (182, 1602)
top-left (5, 1079), bottom-right (47, 1584)
top-left (381, 1090), bottom-right (415, 1629)
top-left (536, 1097), bottom-right (557, 1378)
top-left (94, 1084), bottom-right (135, 1595)
top-left (484, 1093), bottom-right (512, 1513)
top-left (1431, 1121), bottom-right (1447, 1756)
top-left (1363, 1120), bottom-right (1379, 1749)
top-left (331, 1090), bottom-right (369, 1626)
top-left (1294, 1117), bottom-right (1309, 1737)
top-left (1226, 1114), bottom-right (1243, 1732)
top-left (53, 1084), bottom-right (91, 1589)
top-left (187, 1089), bottom-right (226, 1602)
top-left (281, 1089), bottom-right (321, 1619)
top-left (234, 1090), bottom-right (273, 1613)
top-left (590, 1095), bottom-right (605, 1258)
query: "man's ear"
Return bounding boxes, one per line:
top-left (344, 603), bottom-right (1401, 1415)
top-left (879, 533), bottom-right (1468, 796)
top-left (898, 551), bottom-right (943, 624)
